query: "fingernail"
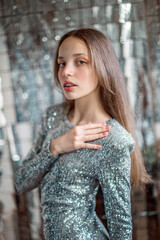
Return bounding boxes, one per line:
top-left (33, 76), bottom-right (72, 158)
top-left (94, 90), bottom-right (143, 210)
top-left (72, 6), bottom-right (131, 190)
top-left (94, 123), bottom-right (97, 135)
top-left (103, 132), bottom-right (108, 136)
top-left (106, 126), bottom-right (111, 130)
top-left (97, 145), bottom-right (102, 149)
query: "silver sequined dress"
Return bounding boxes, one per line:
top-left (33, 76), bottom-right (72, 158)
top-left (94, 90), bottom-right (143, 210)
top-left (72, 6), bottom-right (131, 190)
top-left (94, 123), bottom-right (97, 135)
top-left (15, 102), bottom-right (135, 240)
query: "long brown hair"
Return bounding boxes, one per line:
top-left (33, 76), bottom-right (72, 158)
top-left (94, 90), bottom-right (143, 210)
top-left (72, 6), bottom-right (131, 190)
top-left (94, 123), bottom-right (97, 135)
top-left (54, 28), bottom-right (152, 189)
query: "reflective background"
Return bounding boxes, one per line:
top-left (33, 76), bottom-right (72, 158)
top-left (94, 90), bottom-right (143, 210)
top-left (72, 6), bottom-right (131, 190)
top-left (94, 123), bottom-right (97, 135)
top-left (0, 0), bottom-right (160, 239)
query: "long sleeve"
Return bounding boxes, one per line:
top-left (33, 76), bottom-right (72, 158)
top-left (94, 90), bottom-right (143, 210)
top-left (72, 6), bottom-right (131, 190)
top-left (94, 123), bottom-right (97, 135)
top-left (15, 109), bottom-right (58, 194)
top-left (96, 140), bottom-right (134, 240)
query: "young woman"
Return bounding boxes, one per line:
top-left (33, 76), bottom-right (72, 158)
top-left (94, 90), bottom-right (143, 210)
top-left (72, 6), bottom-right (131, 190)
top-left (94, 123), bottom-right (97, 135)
top-left (15, 28), bottom-right (151, 240)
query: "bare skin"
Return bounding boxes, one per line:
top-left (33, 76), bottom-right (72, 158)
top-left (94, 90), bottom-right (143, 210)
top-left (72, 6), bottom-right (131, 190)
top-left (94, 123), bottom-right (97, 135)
top-left (49, 37), bottom-right (111, 156)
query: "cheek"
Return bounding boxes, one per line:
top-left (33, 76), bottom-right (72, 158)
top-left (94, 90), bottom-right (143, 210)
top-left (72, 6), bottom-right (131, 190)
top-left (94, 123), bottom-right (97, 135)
top-left (78, 69), bottom-right (92, 83)
top-left (83, 71), bottom-right (98, 87)
top-left (58, 69), bottom-right (60, 78)
top-left (58, 70), bottom-right (62, 82)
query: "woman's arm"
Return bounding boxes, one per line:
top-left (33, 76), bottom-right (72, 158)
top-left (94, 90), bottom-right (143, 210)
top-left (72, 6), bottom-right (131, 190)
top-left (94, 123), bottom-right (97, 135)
top-left (15, 109), bottom-right (58, 194)
top-left (97, 141), bottom-right (134, 240)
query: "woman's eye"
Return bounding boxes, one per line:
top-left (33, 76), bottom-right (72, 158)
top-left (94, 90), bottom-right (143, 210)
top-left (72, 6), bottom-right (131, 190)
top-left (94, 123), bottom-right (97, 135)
top-left (77, 60), bottom-right (86, 65)
top-left (58, 62), bottom-right (66, 67)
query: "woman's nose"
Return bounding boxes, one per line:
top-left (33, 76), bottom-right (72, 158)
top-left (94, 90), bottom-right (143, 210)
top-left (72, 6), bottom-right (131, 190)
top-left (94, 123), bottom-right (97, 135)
top-left (63, 63), bottom-right (74, 76)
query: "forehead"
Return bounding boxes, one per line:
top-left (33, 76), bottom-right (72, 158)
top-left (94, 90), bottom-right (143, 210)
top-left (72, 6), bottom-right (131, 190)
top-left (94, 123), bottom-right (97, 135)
top-left (58, 37), bottom-right (89, 57)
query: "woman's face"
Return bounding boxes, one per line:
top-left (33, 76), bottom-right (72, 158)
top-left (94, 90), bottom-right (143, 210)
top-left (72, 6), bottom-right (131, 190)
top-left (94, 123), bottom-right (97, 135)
top-left (57, 37), bottom-right (99, 100)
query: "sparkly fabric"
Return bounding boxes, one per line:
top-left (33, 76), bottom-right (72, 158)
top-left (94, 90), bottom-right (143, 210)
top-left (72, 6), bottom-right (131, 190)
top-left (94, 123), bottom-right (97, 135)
top-left (15, 102), bottom-right (135, 240)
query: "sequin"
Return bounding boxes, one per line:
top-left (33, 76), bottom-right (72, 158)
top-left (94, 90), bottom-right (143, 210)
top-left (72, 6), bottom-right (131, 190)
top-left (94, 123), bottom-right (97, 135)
top-left (15, 102), bottom-right (135, 240)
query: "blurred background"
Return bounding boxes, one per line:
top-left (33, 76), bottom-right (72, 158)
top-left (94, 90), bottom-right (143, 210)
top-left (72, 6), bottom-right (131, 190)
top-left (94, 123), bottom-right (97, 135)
top-left (0, 0), bottom-right (160, 239)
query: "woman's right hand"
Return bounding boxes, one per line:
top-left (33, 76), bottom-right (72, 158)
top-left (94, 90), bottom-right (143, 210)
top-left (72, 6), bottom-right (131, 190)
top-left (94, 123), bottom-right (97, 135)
top-left (49, 122), bottom-right (111, 156)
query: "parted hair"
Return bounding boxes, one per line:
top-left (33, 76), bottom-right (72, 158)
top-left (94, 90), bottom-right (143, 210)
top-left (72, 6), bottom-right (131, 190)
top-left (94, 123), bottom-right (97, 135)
top-left (54, 28), bottom-right (152, 189)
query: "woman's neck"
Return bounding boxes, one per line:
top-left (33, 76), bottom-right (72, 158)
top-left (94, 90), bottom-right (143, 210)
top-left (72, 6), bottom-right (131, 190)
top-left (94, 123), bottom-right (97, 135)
top-left (68, 93), bottom-right (111, 126)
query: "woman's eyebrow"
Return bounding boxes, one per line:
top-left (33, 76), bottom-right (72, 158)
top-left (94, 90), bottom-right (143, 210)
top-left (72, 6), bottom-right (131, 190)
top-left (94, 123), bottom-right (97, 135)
top-left (58, 53), bottom-right (88, 59)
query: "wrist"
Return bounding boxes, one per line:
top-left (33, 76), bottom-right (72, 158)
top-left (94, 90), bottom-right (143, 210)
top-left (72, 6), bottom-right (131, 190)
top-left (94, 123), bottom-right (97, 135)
top-left (49, 139), bottom-right (59, 157)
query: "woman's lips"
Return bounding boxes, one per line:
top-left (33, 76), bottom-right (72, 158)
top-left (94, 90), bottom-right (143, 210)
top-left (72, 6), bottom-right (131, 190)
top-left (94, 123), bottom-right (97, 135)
top-left (64, 85), bottom-right (77, 91)
top-left (63, 81), bottom-right (77, 91)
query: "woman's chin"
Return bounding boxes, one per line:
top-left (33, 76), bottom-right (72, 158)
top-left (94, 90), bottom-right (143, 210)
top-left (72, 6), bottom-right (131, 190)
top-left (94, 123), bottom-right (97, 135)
top-left (64, 95), bottom-right (76, 101)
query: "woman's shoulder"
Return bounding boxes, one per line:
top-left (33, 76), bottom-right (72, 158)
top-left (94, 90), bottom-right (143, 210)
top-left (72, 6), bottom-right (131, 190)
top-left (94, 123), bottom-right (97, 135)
top-left (42, 102), bottom-right (68, 128)
top-left (46, 102), bottom-right (68, 116)
top-left (101, 118), bottom-right (135, 154)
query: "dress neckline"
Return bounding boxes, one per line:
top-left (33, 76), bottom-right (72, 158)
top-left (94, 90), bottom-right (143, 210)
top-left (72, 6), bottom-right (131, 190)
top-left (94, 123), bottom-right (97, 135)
top-left (63, 103), bottom-right (114, 128)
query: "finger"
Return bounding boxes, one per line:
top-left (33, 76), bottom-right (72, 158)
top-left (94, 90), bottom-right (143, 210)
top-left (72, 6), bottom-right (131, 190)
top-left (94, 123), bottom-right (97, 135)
top-left (82, 122), bottom-right (109, 130)
top-left (83, 143), bottom-right (102, 149)
top-left (85, 126), bottom-right (110, 135)
top-left (84, 132), bottom-right (108, 142)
